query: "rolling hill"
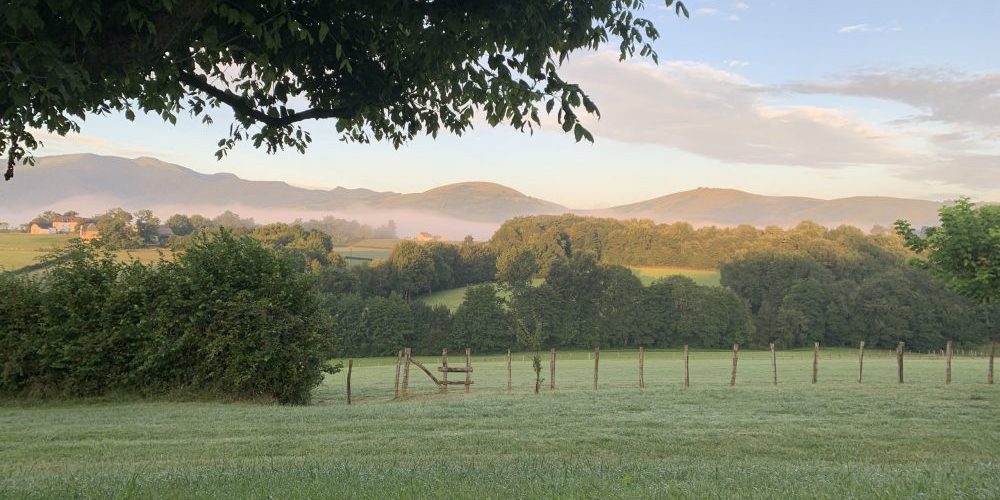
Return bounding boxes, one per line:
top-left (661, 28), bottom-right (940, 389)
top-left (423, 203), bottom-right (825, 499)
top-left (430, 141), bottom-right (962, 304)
top-left (0, 154), bottom-right (952, 234)
top-left (592, 187), bottom-right (944, 229)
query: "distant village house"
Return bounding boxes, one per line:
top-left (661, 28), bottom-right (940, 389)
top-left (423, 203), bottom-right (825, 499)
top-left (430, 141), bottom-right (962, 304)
top-left (415, 231), bottom-right (443, 242)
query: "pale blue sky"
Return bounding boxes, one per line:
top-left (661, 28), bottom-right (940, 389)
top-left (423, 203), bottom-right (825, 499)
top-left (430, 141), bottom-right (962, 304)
top-left (35, 0), bottom-right (1000, 208)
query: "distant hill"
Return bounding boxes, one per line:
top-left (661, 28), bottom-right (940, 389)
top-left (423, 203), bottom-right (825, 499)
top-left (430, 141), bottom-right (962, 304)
top-left (592, 188), bottom-right (944, 230)
top-left (0, 154), bottom-right (950, 234)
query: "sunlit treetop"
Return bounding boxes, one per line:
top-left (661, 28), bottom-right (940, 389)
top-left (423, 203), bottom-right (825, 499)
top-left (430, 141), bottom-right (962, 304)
top-left (0, 0), bottom-right (688, 182)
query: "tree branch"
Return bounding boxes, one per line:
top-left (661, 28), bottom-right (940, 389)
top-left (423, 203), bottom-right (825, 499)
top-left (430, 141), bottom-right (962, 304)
top-left (178, 72), bottom-right (350, 127)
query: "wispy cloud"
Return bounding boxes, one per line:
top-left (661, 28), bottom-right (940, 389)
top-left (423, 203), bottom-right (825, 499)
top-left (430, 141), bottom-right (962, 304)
top-left (838, 23), bottom-right (903, 34)
top-left (725, 60), bottom-right (750, 68)
top-left (560, 53), bottom-right (914, 170)
top-left (733, 2), bottom-right (750, 9)
top-left (695, 8), bottom-right (719, 16)
top-left (555, 53), bottom-right (999, 191)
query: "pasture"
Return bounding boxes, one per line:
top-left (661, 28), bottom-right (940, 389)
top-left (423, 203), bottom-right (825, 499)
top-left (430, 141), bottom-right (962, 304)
top-left (2, 349), bottom-right (998, 498)
top-left (418, 265), bottom-right (721, 311)
top-left (0, 233), bottom-right (171, 273)
top-left (0, 233), bottom-right (74, 271)
top-left (630, 265), bottom-right (721, 286)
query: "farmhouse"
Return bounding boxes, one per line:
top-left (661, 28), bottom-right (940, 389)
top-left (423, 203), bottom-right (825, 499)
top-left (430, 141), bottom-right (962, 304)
top-left (51, 216), bottom-right (85, 233)
top-left (29, 223), bottom-right (55, 234)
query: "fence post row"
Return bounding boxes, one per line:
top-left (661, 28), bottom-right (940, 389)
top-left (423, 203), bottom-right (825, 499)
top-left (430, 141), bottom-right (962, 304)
top-left (381, 340), bottom-right (990, 402)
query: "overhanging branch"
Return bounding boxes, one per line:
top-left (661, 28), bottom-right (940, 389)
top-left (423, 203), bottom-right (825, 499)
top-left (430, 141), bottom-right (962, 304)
top-left (179, 72), bottom-right (350, 127)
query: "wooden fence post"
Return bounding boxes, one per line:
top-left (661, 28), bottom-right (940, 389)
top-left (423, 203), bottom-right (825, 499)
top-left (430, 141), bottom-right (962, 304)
top-left (812, 342), bottom-right (819, 384)
top-left (946, 340), bottom-right (953, 385)
top-left (394, 350), bottom-right (403, 398)
top-left (683, 345), bottom-right (690, 387)
top-left (858, 341), bottom-right (865, 384)
top-left (730, 344), bottom-right (739, 386)
top-left (346, 359), bottom-right (353, 405)
top-left (550, 348), bottom-right (556, 390)
top-left (989, 341), bottom-right (996, 385)
top-left (770, 343), bottom-right (777, 385)
top-left (639, 347), bottom-right (645, 389)
top-left (506, 349), bottom-right (512, 393)
top-left (897, 342), bottom-right (905, 384)
top-left (402, 347), bottom-right (412, 396)
top-left (593, 345), bottom-right (600, 390)
top-left (441, 349), bottom-right (449, 393)
top-left (465, 348), bottom-right (472, 393)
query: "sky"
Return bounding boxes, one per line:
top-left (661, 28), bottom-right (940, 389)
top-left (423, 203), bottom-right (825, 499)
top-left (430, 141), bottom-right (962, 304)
top-left (31, 0), bottom-right (1000, 209)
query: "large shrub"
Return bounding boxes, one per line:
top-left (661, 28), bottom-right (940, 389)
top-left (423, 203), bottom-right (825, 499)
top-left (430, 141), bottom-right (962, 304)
top-left (0, 232), bottom-right (337, 404)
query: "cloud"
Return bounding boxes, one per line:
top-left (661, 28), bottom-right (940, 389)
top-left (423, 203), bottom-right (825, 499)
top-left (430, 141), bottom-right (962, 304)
top-left (725, 60), bottom-right (750, 68)
top-left (554, 53), bottom-right (999, 192)
top-left (733, 2), bottom-right (750, 9)
top-left (838, 23), bottom-right (902, 34)
top-left (559, 53), bottom-right (915, 169)
top-left (788, 69), bottom-right (1000, 129)
top-left (695, 8), bottom-right (719, 16)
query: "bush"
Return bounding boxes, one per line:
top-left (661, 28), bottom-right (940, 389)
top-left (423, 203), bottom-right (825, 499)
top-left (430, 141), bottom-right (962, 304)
top-left (0, 232), bottom-right (337, 404)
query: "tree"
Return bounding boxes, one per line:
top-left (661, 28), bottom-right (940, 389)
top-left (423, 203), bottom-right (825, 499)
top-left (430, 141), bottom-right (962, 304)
top-left (387, 241), bottom-right (435, 299)
top-left (1, 0), bottom-right (688, 182)
top-left (134, 209), bottom-right (161, 245)
top-left (452, 284), bottom-right (513, 352)
top-left (896, 198), bottom-right (1000, 342)
top-left (95, 208), bottom-right (141, 249)
top-left (166, 214), bottom-right (195, 236)
top-left (212, 210), bottom-right (254, 229)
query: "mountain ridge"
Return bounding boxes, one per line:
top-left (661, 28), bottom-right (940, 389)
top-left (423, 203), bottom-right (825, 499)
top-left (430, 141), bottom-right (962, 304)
top-left (0, 154), bottom-right (951, 235)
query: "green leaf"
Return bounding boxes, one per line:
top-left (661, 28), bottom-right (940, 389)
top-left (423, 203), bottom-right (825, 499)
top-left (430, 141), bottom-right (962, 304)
top-left (318, 22), bottom-right (330, 43)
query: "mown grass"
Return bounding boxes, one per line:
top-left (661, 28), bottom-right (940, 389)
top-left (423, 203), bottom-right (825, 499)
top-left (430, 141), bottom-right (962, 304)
top-left (2, 349), bottom-right (997, 498)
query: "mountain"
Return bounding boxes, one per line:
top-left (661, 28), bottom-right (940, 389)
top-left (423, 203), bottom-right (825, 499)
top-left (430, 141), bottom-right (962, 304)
top-left (0, 154), bottom-right (950, 235)
top-left (0, 154), bottom-right (567, 233)
top-left (593, 188), bottom-right (944, 229)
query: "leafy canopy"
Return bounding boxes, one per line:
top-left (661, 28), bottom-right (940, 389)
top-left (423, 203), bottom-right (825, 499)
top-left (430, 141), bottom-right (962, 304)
top-left (1, 0), bottom-right (687, 181)
top-left (895, 198), bottom-right (1000, 305)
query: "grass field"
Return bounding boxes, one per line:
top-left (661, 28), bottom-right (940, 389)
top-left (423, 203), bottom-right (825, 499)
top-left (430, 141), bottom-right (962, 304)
top-left (0, 233), bottom-right (172, 273)
top-left (2, 349), bottom-right (998, 498)
top-left (419, 265), bottom-right (720, 311)
top-left (630, 266), bottom-right (721, 287)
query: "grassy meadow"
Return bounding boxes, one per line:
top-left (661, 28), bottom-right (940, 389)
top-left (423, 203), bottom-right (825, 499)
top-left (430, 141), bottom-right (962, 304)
top-left (0, 233), bottom-right (171, 273)
top-left (2, 349), bottom-right (998, 498)
top-left (419, 266), bottom-right (721, 311)
top-left (630, 266), bottom-right (721, 287)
